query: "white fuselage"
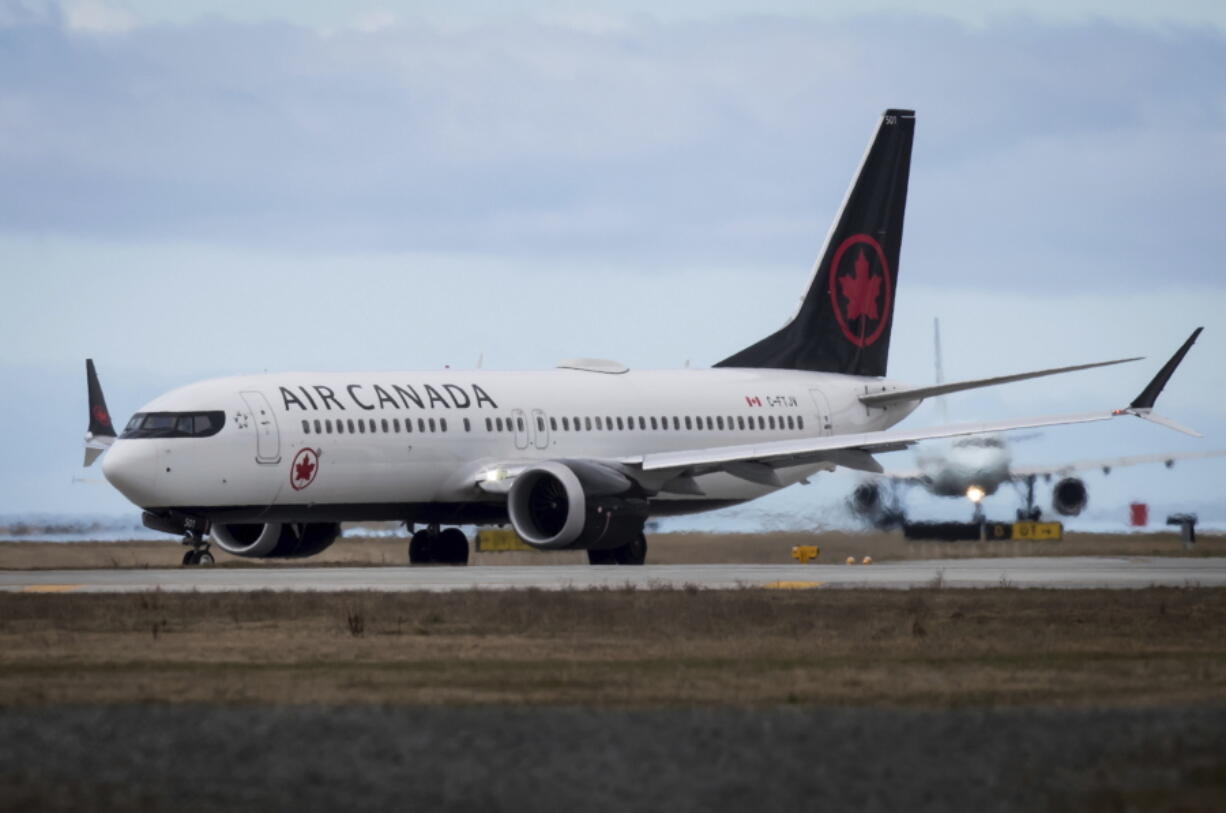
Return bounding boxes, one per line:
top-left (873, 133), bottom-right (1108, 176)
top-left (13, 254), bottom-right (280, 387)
top-left (102, 366), bottom-right (918, 525)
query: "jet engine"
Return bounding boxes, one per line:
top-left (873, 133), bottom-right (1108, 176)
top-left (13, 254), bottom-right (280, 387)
top-left (211, 522), bottom-right (342, 558)
top-left (1051, 477), bottom-right (1088, 517)
top-left (846, 480), bottom-right (906, 530)
top-left (507, 461), bottom-right (648, 550)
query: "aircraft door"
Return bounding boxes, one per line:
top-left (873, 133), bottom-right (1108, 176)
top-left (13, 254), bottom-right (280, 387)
top-left (808, 388), bottom-right (833, 436)
top-left (531, 409), bottom-right (550, 450)
top-left (240, 390), bottom-right (282, 464)
top-left (511, 408), bottom-right (529, 451)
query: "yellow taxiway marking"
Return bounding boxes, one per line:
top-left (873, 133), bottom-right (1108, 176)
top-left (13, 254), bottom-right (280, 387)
top-left (764, 581), bottom-right (823, 590)
top-left (22, 585), bottom-right (82, 593)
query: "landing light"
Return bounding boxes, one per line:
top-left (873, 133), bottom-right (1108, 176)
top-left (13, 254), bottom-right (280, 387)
top-left (966, 485), bottom-right (986, 503)
top-left (483, 468), bottom-right (509, 483)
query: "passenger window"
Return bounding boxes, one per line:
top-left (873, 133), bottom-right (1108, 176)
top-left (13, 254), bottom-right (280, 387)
top-left (584, 417), bottom-right (592, 431)
top-left (464, 418), bottom-right (471, 432)
top-left (550, 417), bottom-right (558, 431)
top-left (737, 416), bottom-right (745, 430)
top-left (325, 419), bottom-right (333, 434)
top-left (606, 416), bottom-right (613, 429)
top-left (405, 419), bottom-right (413, 433)
top-left (672, 417), bottom-right (680, 430)
top-left (496, 417), bottom-right (504, 432)
top-left (638, 417), bottom-right (646, 430)
top-left (573, 416), bottom-right (581, 431)
top-left (302, 420), bottom-right (310, 434)
top-left (562, 417), bottom-right (570, 431)
top-left (650, 417), bottom-right (658, 430)
top-left (369, 419), bottom-right (377, 432)
top-left (418, 418), bottom-right (426, 432)
top-left (314, 419), bottom-right (322, 434)
top-left (684, 416), bottom-right (692, 430)
top-left (595, 417), bottom-right (603, 431)
top-left (716, 416), bottom-right (724, 430)
top-left (616, 417), bottom-right (624, 431)
top-left (393, 418), bottom-right (401, 433)
top-left (758, 416), bottom-right (765, 430)
top-left (358, 420), bottom-right (366, 434)
top-left (518, 417), bottom-right (525, 432)
top-left (485, 417), bottom-right (492, 432)
top-left (440, 418), bottom-right (447, 432)
top-left (786, 416), bottom-right (795, 430)
top-left (337, 421), bottom-right (344, 434)
top-left (382, 418), bottom-right (389, 433)
top-left (797, 416), bottom-right (804, 430)
top-left (661, 416), bottom-right (668, 429)
top-left (537, 417), bottom-right (545, 432)
top-left (348, 419), bottom-right (356, 433)
top-left (768, 416), bottom-right (776, 430)
top-left (429, 418), bottom-right (436, 432)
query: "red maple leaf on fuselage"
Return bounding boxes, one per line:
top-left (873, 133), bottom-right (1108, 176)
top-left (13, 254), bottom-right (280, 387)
top-left (838, 248), bottom-right (881, 321)
top-left (295, 455), bottom-right (316, 484)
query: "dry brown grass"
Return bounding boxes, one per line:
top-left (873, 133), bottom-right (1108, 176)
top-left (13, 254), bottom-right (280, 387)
top-left (1, 529), bottom-right (1221, 570)
top-left (2, 587), bottom-right (1224, 708)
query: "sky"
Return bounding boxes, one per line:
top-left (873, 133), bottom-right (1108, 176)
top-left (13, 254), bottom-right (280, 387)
top-left (1, 0), bottom-right (1224, 529)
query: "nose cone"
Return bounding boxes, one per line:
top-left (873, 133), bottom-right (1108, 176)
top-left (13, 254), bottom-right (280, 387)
top-left (102, 440), bottom-right (156, 506)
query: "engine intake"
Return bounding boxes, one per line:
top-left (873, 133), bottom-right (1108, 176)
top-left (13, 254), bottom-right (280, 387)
top-left (211, 522), bottom-right (342, 558)
top-left (1051, 477), bottom-right (1088, 517)
top-left (507, 461), bottom-right (646, 550)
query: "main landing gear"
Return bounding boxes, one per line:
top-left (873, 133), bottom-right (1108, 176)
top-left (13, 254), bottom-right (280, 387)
top-left (1015, 475), bottom-right (1043, 522)
top-left (408, 525), bottom-right (470, 566)
top-left (587, 533), bottom-right (648, 566)
top-left (180, 528), bottom-right (214, 567)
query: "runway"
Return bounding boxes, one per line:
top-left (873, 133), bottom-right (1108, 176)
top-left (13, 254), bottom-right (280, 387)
top-left (3, 556), bottom-right (1224, 592)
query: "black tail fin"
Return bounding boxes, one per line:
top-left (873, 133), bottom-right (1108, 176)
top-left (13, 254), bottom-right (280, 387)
top-left (86, 359), bottom-right (116, 438)
top-left (715, 109), bottom-right (915, 377)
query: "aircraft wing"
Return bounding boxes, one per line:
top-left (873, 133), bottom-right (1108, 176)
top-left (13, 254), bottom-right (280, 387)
top-left (1011, 449), bottom-right (1226, 480)
top-left (627, 410), bottom-right (1117, 479)
top-left (628, 328), bottom-right (1204, 483)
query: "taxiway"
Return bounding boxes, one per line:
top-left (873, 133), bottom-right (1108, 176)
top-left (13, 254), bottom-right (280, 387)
top-left (3, 556), bottom-right (1223, 592)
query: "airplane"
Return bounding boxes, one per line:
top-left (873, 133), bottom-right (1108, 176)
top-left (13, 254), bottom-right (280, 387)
top-left (82, 108), bottom-right (1206, 567)
top-left (848, 321), bottom-right (1225, 527)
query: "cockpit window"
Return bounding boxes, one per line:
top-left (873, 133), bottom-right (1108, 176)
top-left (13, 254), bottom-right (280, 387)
top-left (121, 411), bottom-right (226, 439)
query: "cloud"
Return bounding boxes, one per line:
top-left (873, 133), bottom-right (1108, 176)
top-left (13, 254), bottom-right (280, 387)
top-left (0, 6), bottom-right (1222, 289)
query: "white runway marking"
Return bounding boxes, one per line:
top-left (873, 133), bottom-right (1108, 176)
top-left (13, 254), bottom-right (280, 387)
top-left (2, 557), bottom-right (1224, 593)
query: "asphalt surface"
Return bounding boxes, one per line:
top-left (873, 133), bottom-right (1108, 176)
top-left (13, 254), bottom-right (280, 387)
top-left (2, 706), bottom-right (1223, 811)
top-left (3, 556), bottom-right (1224, 592)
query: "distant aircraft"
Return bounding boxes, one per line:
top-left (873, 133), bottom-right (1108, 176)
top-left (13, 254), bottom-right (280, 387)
top-left (848, 320), bottom-right (1224, 526)
top-left (82, 109), bottom-right (1205, 567)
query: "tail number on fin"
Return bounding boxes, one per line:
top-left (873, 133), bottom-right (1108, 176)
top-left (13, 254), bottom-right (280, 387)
top-left (828, 233), bottom-right (893, 348)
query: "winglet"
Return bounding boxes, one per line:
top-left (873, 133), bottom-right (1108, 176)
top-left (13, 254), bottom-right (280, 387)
top-left (1130, 327), bottom-right (1201, 410)
top-left (1112, 328), bottom-right (1204, 437)
top-left (84, 359), bottom-right (117, 467)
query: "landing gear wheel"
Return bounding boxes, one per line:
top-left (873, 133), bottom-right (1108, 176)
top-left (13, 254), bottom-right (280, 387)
top-left (182, 550), bottom-right (199, 566)
top-left (196, 551), bottom-right (215, 565)
top-left (614, 533), bottom-right (647, 566)
top-left (408, 530), bottom-right (433, 565)
top-left (587, 548), bottom-right (618, 566)
top-left (436, 528), bottom-right (470, 566)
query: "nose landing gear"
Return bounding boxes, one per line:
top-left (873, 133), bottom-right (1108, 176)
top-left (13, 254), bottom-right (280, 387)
top-left (180, 528), bottom-right (214, 566)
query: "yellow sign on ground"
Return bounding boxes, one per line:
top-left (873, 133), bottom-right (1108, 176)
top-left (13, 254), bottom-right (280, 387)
top-left (791, 545), bottom-right (820, 563)
top-left (475, 529), bottom-right (535, 552)
top-left (1012, 521), bottom-right (1063, 541)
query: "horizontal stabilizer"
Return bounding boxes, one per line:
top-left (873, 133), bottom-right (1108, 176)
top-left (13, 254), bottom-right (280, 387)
top-left (859, 356), bottom-right (1141, 407)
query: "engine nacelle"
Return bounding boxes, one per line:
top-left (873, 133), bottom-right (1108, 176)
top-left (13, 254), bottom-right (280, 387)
top-left (211, 522), bottom-right (342, 558)
top-left (1051, 477), bottom-right (1088, 517)
top-left (507, 460), bottom-right (647, 550)
top-left (850, 482), bottom-right (881, 515)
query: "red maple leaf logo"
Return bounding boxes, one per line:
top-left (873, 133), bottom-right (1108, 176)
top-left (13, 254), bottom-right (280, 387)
top-left (92, 405), bottom-right (110, 426)
top-left (294, 454), bottom-right (316, 484)
top-left (838, 248), bottom-right (881, 321)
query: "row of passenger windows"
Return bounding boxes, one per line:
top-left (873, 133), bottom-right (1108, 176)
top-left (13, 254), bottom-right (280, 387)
top-left (302, 413), bottom-right (804, 436)
top-left (303, 416), bottom-right (461, 435)
top-left (491, 414), bottom-right (804, 433)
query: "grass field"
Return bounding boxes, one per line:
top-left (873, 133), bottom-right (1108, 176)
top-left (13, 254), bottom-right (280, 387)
top-left (3, 587), bottom-right (1224, 708)
top-left (0, 529), bottom-right (1221, 569)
